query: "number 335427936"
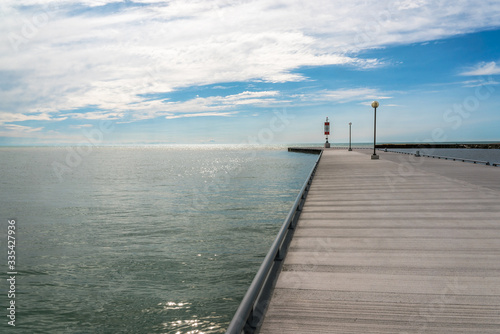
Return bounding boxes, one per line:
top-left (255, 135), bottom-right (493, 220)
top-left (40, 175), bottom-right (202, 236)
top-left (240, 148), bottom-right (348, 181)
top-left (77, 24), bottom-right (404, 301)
top-left (8, 220), bottom-right (16, 269)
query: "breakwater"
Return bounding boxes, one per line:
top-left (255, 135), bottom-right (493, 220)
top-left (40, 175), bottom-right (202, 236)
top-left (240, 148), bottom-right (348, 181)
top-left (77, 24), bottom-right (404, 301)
top-left (378, 143), bottom-right (500, 149)
top-left (287, 147), bottom-right (323, 154)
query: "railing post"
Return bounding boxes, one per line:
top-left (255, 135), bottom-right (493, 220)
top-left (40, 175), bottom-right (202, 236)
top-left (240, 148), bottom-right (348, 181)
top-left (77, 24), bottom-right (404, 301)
top-left (244, 308), bottom-right (256, 334)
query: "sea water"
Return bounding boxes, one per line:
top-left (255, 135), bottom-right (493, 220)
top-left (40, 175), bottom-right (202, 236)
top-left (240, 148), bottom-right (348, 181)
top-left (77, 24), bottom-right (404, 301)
top-left (0, 145), bottom-right (318, 333)
top-left (2, 145), bottom-right (498, 333)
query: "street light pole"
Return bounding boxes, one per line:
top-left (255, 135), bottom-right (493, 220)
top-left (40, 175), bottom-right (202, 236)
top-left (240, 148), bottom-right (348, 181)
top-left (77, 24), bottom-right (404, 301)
top-left (348, 122), bottom-right (352, 151)
top-left (371, 101), bottom-right (379, 160)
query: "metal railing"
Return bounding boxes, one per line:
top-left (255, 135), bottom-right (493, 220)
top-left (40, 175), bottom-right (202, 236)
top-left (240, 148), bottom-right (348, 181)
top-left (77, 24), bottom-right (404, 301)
top-left (385, 150), bottom-right (498, 167)
top-left (225, 150), bottom-right (323, 334)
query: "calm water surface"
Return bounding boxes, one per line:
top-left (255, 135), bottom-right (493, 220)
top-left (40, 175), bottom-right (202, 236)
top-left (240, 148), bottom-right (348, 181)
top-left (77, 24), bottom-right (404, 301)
top-left (3, 145), bottom-right (498, 333)
top-left (0, 145), bottom-right (318, 333)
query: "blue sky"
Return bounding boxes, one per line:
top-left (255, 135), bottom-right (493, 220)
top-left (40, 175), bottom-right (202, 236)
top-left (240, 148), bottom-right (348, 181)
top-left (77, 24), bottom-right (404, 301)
top-left (1, 0), bottom-right (500, 145)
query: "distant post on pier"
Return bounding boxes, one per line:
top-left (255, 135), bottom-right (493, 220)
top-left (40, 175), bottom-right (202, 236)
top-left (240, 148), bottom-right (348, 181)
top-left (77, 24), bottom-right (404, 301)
top-left (371, 101), bottom-right (379, 159)
top-left (348, 122), bottom-right (352, 151)
top-left (324, 117), bottom-right (330, 148)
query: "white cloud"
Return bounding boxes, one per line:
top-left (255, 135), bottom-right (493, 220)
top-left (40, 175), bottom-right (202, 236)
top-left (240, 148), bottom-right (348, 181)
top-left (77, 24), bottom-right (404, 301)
top-left (395, 0), bottom-right (428, 10)
top-left (0, 111), bottom-right (66, 124)
top-left (1, 0), bottom-right (500, 126)
top-left (460, 61), bottom-right (500, 76)
top-left (2, 124), bottom-right (43, 132)
top-left (53, 89), bottom-right (283, 122)
top-left (133, 90), bottom-right (282, 120)
top-left (165, 111), bottom-right (238, 119)
top-left (69, 124), bottom-right (94, 129)
top-left (460, 78), bottom-right (500, 87)
top-left (292, 88), bottom-right (392, 104)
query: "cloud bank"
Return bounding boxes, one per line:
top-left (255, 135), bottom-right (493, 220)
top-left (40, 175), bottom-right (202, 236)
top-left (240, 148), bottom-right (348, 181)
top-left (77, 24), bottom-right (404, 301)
top-left (1, 0), bottom-right (500, 129)
top-left (460, 61), bottom-right (500, 76)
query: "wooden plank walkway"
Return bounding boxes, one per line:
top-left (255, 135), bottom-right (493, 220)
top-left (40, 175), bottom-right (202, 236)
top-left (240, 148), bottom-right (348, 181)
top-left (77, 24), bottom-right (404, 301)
top-left (258, 149), bottom-right (500, 334)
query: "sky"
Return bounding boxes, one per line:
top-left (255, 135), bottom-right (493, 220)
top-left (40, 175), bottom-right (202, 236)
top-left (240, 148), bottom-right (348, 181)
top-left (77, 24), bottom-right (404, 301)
top-left (1, 0), bottom-right (500, 145)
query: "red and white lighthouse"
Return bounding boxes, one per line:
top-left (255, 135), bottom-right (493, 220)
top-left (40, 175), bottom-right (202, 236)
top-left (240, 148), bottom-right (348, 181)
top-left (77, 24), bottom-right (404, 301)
top-left (324, 117), bottom-right (330, 148)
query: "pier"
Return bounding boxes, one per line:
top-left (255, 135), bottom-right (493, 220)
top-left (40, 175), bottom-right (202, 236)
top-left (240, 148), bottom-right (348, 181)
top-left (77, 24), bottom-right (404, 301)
top-left (228, 148), bottom-right (500, 333)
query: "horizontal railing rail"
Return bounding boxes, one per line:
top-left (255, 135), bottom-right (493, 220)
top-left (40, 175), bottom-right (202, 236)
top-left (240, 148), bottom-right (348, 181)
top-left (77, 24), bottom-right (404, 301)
top-left (385, 149), bottom-right (498, 167)
top-left (226, 150), bottom-right (323, 334)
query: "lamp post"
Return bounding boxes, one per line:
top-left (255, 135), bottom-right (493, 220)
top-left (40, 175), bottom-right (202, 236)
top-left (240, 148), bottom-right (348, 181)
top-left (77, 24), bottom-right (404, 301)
top-left (348, 122), bottom-right (352, 151)
top-left (371, 101), bottom-right (379, 160)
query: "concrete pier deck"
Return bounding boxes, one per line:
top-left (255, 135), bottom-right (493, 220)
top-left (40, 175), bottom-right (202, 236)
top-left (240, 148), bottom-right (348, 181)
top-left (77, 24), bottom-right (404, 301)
top-left (258, 149), bottom-right (500, 333)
